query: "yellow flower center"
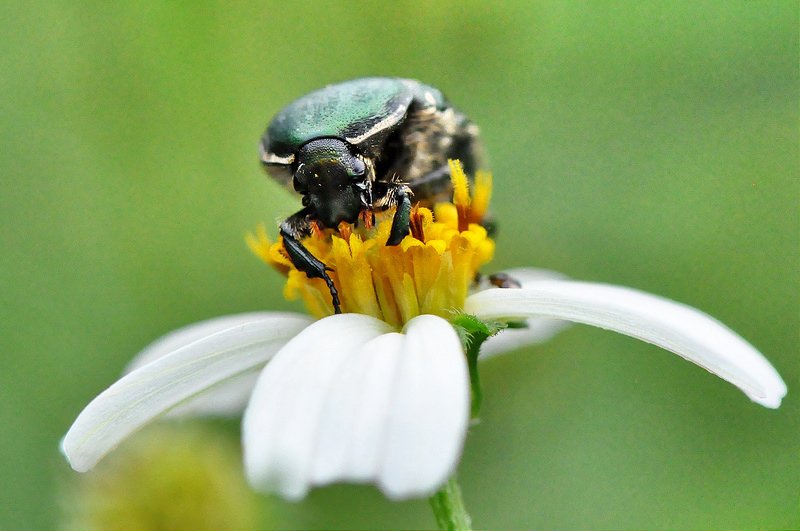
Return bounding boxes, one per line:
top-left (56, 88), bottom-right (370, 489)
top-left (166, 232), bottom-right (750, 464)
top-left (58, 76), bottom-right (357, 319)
top-left (248, 160), bottom-right (495, 328)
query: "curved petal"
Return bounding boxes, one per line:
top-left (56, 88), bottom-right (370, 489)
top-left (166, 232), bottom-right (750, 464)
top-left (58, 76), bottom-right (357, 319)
top-left (165, 372), bottom-right (261, 418)
top-left (491, 267), bottom-right (568, 286)
top-left (125, 313), bottom-right (302, 417)
top-left (310, 331), bottom-right (406, 485)
top-left (62, 313), bottom-right (312, 472)
top-left (477, 268), bottom-right (572, 359)
top-left (378, 315), bottom-right (470, 499)
top-left (125, 312), bottom-right (298, 370)
top-left (465, 280), bottom-right (786, 408)
top-left (479, 318), bottom-right (570, 359)
top-left (243, 314), bottom-right (470, 501)
top-left (243, 313), bottom-right (393, 499)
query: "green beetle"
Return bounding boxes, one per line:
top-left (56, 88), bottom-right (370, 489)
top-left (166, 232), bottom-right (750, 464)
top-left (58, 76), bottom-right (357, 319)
top-left (260, 77), bottom-right (483, 313)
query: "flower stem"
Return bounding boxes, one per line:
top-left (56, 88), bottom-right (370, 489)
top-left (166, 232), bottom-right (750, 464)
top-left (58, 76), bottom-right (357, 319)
top-left (451, 313), bottom-right (505, 417)
top-left (429, 475), bottom-right (472, 531)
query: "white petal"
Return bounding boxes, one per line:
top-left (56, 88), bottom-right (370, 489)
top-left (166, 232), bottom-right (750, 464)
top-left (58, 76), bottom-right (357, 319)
top-left (479, 318), bottom-right (570, 359)
top-left (465, 280), bottom-right (787, 408)
top-left (310, 331), bottom-right (405, 484)
top-left (243, 313), bottom-right (393, 500)
top-left (490, 267), bottom-right (568, 287)
top-left (243, 314), bottom-right (470, 501)
top-left (477, 268), bottom-right (572, 359)
top-left (378, 315), bottom-right (470, 499)
top-left (125, 312), bottom-right (300, 417)
top-left (63, 313), bottom-right (312, 472)
top-left (125, 312), bottom-right (295, 371)
top-left (165, 372), bottom-right (261, 417)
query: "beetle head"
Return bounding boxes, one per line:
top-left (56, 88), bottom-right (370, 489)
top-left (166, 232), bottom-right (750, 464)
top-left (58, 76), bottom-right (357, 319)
top-left (294, 138), bottom-right (368, 227)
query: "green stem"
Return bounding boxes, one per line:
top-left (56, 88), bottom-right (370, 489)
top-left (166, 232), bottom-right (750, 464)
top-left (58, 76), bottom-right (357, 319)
top-left (428, 475), bottom-right (472, 531)
top-left (464, 331), bottom-right (484, 418)
top-left (450, 313), bottom-right (505, 418)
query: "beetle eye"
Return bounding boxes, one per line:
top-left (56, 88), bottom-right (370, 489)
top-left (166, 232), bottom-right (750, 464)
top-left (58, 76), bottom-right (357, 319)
top-left (351, 158), bottom-right (366, 177)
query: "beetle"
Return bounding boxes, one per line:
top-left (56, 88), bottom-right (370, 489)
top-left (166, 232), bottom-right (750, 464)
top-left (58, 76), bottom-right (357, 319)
top-left (259, 77), bottom-right (483, 313)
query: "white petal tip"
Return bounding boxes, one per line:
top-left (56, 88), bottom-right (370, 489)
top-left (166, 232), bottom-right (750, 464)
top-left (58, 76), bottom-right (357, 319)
top-left (68, 460), bottom-right (91, 473)
top-left (379, 482), bottom-right (439, 501)
top-left (245, 473), bottom-right (308, 502)
top-left (61, 428), bottom-right (104, 473)
top-left (468, 280), bottom-right (787, 410)
top-left (757, 398), bottom-right (782, 409)
top-left (748, 380), bottom-right (787, 409)
top-left (60, 442), bottom-right (93, 473)
top-left (61, 449), bottom-right (89, 473)
top-left (63, 313), bottom-right (311, 475)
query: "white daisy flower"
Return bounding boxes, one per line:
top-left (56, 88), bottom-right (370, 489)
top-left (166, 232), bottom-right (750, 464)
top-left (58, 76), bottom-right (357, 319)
top-left (62, 160), bottom-right (786, 506)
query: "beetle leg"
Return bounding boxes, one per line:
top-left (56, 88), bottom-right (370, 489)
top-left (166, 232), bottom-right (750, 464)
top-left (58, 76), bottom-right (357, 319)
top-left (280, 210), bottom-right (341, 314)
top-left (386, 184), bottom-right (412, 246)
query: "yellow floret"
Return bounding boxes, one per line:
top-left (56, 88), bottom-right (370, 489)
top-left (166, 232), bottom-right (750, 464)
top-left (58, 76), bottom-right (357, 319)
top-left (248, 160), bottom-right (495, 327)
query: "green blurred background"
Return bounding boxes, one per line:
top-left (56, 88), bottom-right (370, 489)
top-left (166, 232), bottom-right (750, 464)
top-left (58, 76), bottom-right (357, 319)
top-left (1, 1), bottom-right (797, 528)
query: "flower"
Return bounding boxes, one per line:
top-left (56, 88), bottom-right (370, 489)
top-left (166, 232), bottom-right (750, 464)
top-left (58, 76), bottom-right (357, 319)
top-left (245, 162), bottom-right (496, 324)
top-left (60, 423), bottom-right (262, 530)
top-left (62, 161), bottom-right (786, 502)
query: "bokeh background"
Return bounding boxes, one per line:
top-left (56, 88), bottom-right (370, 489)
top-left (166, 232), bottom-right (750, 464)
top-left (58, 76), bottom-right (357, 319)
top-left (1, 1), bottom-right (797, 528)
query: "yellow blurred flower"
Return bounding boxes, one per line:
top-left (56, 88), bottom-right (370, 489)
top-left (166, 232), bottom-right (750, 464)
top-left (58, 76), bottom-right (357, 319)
top-left (60, 423), bottom-right (261, 530)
